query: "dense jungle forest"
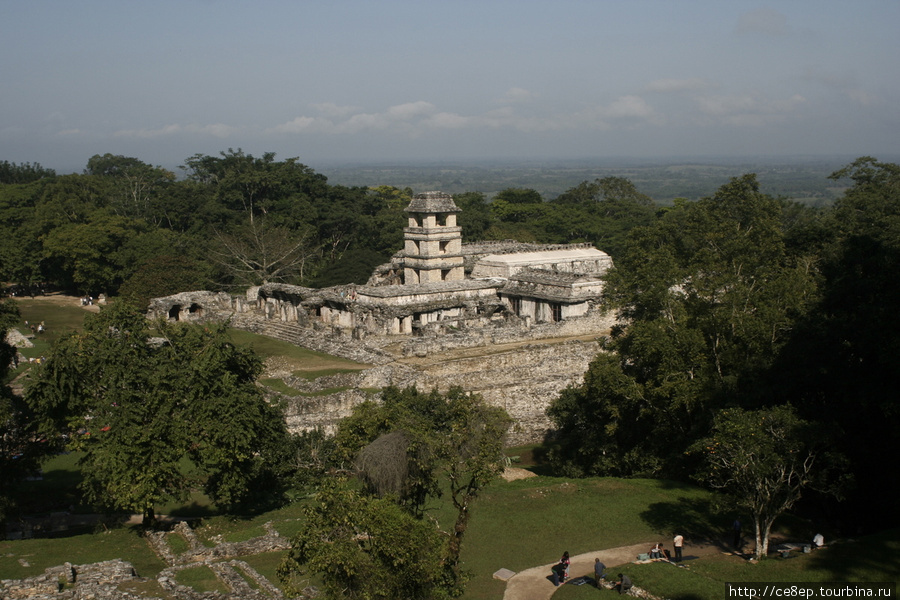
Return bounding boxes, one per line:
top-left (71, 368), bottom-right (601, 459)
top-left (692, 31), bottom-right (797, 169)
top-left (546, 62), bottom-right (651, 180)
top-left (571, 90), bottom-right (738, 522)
top-left (2, 151), bottom-right (899, 540)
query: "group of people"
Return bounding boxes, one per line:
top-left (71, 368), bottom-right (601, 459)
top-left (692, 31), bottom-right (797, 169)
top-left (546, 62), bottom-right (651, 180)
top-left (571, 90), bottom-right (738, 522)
top-left (644, 534), bottom-right (685, 562)
top-left (553, 533), bottom-right (686, 594)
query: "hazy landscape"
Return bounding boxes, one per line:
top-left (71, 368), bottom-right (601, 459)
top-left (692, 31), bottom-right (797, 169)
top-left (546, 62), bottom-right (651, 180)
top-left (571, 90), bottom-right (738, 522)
top-left (317, 156), bottom-right (868, 205)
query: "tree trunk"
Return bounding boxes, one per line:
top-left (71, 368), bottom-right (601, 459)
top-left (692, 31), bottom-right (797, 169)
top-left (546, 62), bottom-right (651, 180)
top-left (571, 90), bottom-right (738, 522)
top-left (754, 516), bottom-right (775, 560)
top-left (142, 506), bottom-right (156, 529)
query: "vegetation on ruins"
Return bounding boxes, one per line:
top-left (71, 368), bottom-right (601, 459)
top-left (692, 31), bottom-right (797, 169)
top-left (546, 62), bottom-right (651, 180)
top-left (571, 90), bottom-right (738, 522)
top-left (22, 301), bottom-right (292, 526)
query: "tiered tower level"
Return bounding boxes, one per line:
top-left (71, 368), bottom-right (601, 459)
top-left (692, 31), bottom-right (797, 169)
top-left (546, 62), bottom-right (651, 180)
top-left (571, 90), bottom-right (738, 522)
top-left (403, 191), bottom-right (464, 284)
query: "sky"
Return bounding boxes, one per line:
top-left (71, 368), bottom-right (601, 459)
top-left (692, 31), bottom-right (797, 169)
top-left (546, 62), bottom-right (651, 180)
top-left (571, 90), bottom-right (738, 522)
top-left (2, 0), bottom-right (898, 173)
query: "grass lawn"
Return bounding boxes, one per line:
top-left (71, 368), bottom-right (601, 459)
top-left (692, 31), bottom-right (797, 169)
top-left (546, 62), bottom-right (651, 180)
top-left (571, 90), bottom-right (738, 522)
top-left (458, 475), bottom-right (728, 600)
top-left (226, 329), bottom-right (368, 375)
top-left (5, 295), bottom-right (92, 384)
top-left (2, 470), bottom-right (898, 599)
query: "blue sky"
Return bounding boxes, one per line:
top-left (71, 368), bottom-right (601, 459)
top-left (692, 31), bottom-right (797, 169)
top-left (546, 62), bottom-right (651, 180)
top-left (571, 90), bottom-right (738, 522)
top-left (2, 0), bottom-right (898, 173)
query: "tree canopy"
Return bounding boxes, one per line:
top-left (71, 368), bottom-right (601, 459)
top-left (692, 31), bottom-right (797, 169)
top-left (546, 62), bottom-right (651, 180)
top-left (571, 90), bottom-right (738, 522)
top-left (547, 174), bottom-right (817, 478)
top-left (282, 386), bottom-right (512, 597)
top-left (24, 302), bottom-right (289, 525)
top-left (692, 406), bottom-right (846, 559)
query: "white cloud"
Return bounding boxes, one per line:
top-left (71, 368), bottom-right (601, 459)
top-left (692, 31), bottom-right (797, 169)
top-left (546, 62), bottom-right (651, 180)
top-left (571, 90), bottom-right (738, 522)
top-left (310, 102), bottom-right (362, 118)
top-left (735, 8), bottom-right (789, 37)
top-left (606, 95), bottom-right (656, 119)
top-left (267, 95), bottom-right (662, 139)
top-left (696, 93), bottom-right (806, 126)
top-left (498, 87), bottom-right (537, 103)
top-left (799, 67), bottom-right (882, 107)
top-left (114, 123), bottom-right (237, 138)
top-left (643, 78), bottom-right (713, 94)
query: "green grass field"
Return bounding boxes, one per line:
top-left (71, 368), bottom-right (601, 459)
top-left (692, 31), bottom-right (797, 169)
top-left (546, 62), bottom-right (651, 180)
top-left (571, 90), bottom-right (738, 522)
top-left (2, 461), bottom-right (898, 599)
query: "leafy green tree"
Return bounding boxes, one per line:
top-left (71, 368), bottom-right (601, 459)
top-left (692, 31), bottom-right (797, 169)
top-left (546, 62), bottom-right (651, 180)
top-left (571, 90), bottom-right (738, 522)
top-left (453, 191), bottom-right (493, 242)
top-left (182, 149), bottom-right (328, 225)
top-left (547, 175), bottom-right (817, 477)
top-left (40, 214), bottom-right (145, 295)
top-left (85, 154), bottom-right (175, 224)
top-left (329, 386), bottom-right (512, 594)
top-left (766, 157), bottom-right (900, 530)
top-left (279, 479), bottom-right (447, 600)
top-left (0, 161), bottom-right (55, 184)
top-left (692, 406), bottom-right (846, 559)
top-left (551, 176), bottom-right (655, 258)
top-left (24, 302), bottom-right (289, 525)
top-left (118, 254), bottom-right (212, 308)
top-left (0, 180), bottom-right (48, 285)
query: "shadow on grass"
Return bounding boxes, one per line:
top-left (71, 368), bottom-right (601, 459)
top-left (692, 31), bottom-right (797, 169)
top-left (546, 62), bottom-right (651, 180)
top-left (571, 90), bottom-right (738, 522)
top-left (804, 528), bottom-right (900, 584)
top-left (639, 496), bottom-right (732, 552)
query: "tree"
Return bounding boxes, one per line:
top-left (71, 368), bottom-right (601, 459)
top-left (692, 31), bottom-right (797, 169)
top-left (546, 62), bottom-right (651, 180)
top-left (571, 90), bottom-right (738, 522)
top-left (117, 254), bottom-right (211, 308)
top-left (764, 157), bottom-right (900, 530)
top-left (547, 175), bottom-right (817, 477)
top-left (85, 154), bottom-right (175, 224)
top-left (327, 386), bottom-right (512, 595)
top-left (549, 177), bottom-right (656, 258)
top-left (279, 479), bottom-right (446, 600)
top-left (0, 160), bottom-right (55, 184)
top-left (212, 217), bottom-right (318, 286)
top-left (40, 214), bottom-right (145, 295)
top-left (24, 302), bottom-right (289, 525)
top-left (692, 406), bottom-right (846, 559)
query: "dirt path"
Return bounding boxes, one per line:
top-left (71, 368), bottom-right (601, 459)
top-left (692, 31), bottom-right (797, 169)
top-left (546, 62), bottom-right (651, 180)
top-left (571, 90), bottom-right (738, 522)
top-left (503, 541), bottom-right (724, 600)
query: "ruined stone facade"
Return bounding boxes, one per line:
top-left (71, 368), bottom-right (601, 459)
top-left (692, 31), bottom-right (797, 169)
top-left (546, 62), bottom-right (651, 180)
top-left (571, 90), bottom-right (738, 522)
top-left (147, 192), bottom-right (617, 444)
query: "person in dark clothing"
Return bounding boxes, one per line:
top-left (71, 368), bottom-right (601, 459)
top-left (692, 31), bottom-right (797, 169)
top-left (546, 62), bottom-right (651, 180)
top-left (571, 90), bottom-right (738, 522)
top-left (617, 573), bottom-right (633, 595)
top-left (733, 518), bottom-right (742, 549)
top-left (594, 558), bottom-right (607, 585)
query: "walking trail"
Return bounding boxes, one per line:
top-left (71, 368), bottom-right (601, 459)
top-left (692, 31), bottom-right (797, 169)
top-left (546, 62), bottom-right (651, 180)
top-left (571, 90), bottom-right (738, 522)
top-left (502, 541), bottom-right (723, 600)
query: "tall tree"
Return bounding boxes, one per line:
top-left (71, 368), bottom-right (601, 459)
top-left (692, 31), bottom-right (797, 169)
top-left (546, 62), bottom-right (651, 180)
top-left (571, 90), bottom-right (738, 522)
top-left (766, 157), bottom-right (900, 529)
top-left (279, 480), bottom-right (447, 600)
top-left (329, 386), bottom-right (512, 595)
top-left (85, 154), bottom-right (175, 224)
top-left (692, 406), bottom-right (846, 559)
top-left (24, 302), bottom-right (289, 525)
top-left (547, 175), bottom-right (817, 477)
top-left (212, 217), bottom-right (318, 286)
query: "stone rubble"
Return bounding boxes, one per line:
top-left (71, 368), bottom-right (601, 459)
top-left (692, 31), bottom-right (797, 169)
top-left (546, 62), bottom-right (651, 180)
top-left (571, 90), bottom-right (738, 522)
top-left (0, 521), bottom-right (304, 600)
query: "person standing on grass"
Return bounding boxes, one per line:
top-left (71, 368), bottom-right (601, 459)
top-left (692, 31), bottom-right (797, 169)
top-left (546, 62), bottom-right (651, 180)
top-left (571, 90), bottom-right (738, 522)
top-left (594, 558), bottom-right (606, 585)
top-left (732, 518), bottom-right (742, 549)
top-left (673, 533), bottom-right (684, 562)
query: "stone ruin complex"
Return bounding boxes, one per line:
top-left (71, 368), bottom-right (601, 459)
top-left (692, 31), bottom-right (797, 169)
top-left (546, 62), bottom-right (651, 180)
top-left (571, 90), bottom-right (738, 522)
top-left (147, 191), bottom-right (618, 445)
top-left (0, 520), bottom-right (295, 600)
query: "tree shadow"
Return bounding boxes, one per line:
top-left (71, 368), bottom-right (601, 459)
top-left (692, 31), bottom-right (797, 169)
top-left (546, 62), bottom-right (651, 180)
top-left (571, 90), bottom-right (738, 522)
top-left (804, 530), bottom-right (900, 584)
top-left (639, 496), bottom-right (733, 552)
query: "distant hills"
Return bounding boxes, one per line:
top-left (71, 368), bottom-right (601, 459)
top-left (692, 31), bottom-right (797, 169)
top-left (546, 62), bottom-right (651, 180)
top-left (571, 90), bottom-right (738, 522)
top-left (316, 156), bottom-right (881, 205)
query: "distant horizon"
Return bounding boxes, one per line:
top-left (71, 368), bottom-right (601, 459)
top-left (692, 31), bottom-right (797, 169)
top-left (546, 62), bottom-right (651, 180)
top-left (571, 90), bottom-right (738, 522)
top-left (12, 152), bottom-right (898, 179)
